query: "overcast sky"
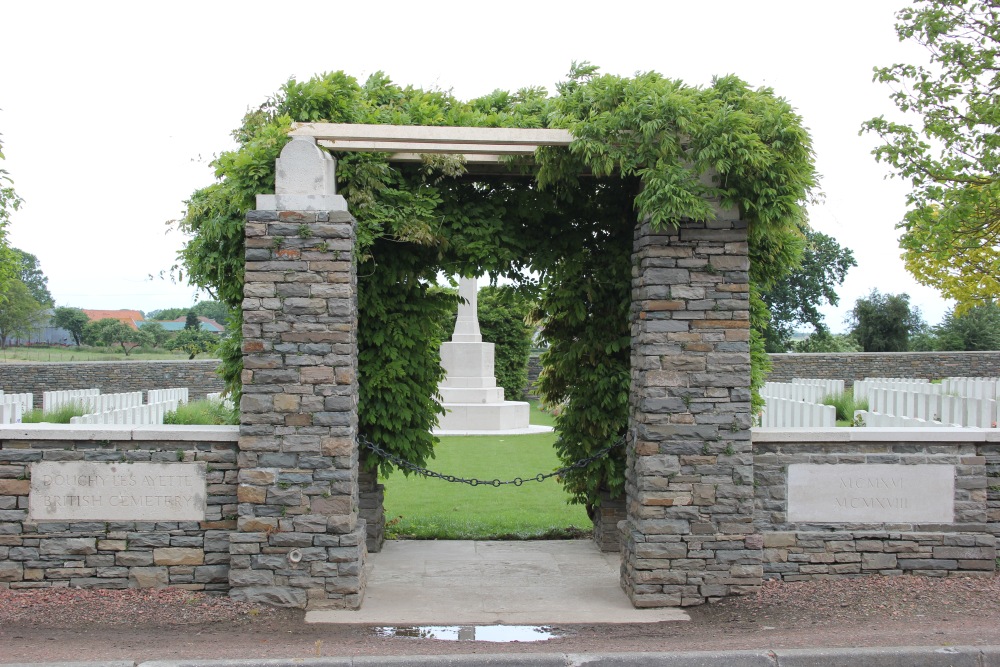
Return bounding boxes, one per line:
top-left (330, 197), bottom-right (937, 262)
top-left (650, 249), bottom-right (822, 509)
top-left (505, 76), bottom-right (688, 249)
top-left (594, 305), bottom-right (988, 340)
top-left (1, 0), bottom-right (947, 330)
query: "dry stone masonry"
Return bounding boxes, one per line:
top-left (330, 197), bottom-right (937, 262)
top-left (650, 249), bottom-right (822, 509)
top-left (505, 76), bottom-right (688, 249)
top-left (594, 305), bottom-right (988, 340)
top-left (767, 352), bottom-right (1000, 387)
top-left (231, 136), bottom-right (366, 610)
top-left (0, 361), bottom-right (224, 410)
top-left (753, 430), bottom-right (997, 580)
top-left (10, 128), bottom-right (1000, 613)
top-left (0, 428), bottom-right (238, 591)
top-left (623, 212), bottom-right (760, 607)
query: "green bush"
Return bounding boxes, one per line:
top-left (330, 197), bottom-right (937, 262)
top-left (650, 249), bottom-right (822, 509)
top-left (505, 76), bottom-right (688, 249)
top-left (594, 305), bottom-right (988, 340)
top-left (163, 400), bottom-right (238, 425)
top-left (822, 391), bottom-right (869, 423)
top-left (21, 404), bottom-right (88, 424)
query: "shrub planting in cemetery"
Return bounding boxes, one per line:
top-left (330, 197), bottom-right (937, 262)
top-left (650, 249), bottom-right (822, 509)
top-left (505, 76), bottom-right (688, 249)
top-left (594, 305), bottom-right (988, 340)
top-left (821, 391), bottom-right (869, 423)
top-left (21, 404), bottom-right (88, 424)
top-left (163, 399), bottom-right (238, 426)
top-left (176, 65), bottom-right (817, 509)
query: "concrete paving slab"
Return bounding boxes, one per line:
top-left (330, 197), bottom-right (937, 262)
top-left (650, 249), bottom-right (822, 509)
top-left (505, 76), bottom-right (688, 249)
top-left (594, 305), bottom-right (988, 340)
top-left (306, 540), bottom-right (689, 625)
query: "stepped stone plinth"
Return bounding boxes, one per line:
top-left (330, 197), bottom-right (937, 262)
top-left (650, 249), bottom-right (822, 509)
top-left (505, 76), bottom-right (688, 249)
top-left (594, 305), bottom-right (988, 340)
top-left (434, 277), bottom-right (550, 435)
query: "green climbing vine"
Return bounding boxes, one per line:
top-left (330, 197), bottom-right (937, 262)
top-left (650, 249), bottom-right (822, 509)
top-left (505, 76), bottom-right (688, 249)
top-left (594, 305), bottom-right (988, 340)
top-left (176, 63), bottom-right (816, 507)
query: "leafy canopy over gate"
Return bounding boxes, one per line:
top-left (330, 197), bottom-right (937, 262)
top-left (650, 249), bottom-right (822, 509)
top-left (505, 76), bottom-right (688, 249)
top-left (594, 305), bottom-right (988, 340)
top-left (177, 64), bottom-right (816, 509)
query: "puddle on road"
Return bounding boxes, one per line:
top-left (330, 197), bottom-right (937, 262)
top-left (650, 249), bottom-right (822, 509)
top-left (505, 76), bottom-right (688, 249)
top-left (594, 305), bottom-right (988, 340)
top-left (374, 625), bottom-right (558, 642)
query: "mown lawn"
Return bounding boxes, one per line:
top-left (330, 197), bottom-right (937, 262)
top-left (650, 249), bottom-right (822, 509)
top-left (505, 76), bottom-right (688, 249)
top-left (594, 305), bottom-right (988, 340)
top-left (380, 401), bottom-right (591, 539)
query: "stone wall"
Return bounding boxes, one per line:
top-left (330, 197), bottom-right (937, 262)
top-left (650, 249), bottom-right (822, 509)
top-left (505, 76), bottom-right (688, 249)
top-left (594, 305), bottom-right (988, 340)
top-left (0, 360), bottom-right (225, 409)
top-left (525, 354), bottom-right (542, 400)
top-left (623, 216), bottom-right (759, 607)
top-left (233, 206), bottom-right (366, 611)
top-left (0, 426), bottom-right (238, 590)
top-left (767, 352), bottom-right (1000, 387)
top-left (592, 491), bottom-right (626, 553)
top-left (753, 429), bottom-right (997, 581)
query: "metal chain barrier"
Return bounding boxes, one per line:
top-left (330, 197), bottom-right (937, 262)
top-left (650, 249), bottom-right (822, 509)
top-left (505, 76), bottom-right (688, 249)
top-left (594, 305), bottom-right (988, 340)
top-left (357, 430), bottom-right (631, 488)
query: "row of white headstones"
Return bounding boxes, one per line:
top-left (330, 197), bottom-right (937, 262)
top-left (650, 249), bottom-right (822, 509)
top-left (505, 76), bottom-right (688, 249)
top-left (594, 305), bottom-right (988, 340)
top-left (0, 387), bottom-right (198, 425)
top-left (760, 377), bottom-right (1000, 428)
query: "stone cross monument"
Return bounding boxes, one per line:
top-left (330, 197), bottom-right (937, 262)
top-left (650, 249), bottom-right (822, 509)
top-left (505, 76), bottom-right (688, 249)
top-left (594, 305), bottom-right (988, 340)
top-left (435, 277), bottom-right (533, 433)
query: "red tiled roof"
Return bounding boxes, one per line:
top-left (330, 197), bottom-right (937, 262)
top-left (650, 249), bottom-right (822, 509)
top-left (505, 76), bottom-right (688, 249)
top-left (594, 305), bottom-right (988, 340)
top-left (81, 309), bottom-right (145, 331)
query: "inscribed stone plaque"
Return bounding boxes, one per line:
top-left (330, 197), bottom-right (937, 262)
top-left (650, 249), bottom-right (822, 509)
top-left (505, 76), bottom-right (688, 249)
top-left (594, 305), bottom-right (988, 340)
top-left (29, 461), bottom-right (207, 522)
top-left (787, 464), bottom-right (954, 524)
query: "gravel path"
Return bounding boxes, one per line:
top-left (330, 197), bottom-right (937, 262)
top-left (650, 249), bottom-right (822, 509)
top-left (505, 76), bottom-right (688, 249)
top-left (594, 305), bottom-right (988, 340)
top-left (2, 574), bottom-right (999, 663)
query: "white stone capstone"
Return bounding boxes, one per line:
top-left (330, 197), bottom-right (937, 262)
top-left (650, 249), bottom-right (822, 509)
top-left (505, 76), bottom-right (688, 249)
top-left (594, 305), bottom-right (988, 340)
top-left (256, 136), bottom-right (347, 211)
top-left (277, 136), bottom-right (336, 195)
top-left (786, 463), bottom-right (954, 524)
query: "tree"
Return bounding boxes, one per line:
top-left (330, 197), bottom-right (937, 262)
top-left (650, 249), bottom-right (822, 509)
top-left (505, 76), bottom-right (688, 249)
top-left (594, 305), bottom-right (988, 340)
top-left (51, 307), bottom-right (90, 346)
top-left (925, 302), bottom-right (1000, 351)
top-left (761, 228), bottom-right (856, 352)
top-left (166, 328), bottom-right (218, 359)
top-left (847, 289), bottom-right (925, 352)
top-left (149, 300), bottom-right (228, 325)
top-left (478, 286), bottom-right (534, 401)
top-left (82, 318), bottom-right (152, 356)
top-left (192, 300), bottom-right (228, 325)
top-left (792, 330), bottom-right (861, 353)
top-left (184, 310), bottom-right (200, 330)
top-left (148, 307), bottom-right (188, 321)
top-left (0, 131), bottom-right (21, 298)
top-left (863, 0), bottom-right (1000, 311)
top-left (139, 321), bottom-right (172, 348)
top-left (10, 248), bottom-right (52, 306)
top-left (0, 280), bottom-right (46, 348)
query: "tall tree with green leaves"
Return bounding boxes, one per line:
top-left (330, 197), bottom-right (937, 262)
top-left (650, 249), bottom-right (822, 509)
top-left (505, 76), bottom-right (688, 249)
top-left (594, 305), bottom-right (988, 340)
top-left (0, 130), bottom-right (21, 298)
top-left (0, 280), bottom-right (46, 348)
top-left (760, 228), bottom-right (856, 352)
top-left (931, 302), bottom-right (1000, 351)
top-left (167, 328), bottom-right (218, 359)
top-left (10, 248), bottom-right (53, 306)
top-left (848, 289), bottom-right (926, 352)
top-left (139, 321), bottom-right (172, 348)
top-left (863, 0), bottom-right (1000, 311)
top-left (82, 318), bottom-right (152, 356)
top-left (51, 306), bottom-right (90, 346)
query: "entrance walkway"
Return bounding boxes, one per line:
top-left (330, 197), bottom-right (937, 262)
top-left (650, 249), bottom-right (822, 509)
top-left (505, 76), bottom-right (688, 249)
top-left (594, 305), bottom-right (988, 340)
top-left (306, 540), bottom-right (690, 625)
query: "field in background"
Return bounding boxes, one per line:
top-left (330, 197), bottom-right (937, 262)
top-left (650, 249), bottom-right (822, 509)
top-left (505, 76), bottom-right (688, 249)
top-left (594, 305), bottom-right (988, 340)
top-left (380, 401), bottom-right (591, 540)
top-left (0, 346), bottom-right (218, 362)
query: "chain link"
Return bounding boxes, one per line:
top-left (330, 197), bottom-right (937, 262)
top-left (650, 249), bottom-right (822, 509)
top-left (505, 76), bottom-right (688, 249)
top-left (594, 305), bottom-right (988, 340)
top-left (358, 431), bottom-right (631, 488)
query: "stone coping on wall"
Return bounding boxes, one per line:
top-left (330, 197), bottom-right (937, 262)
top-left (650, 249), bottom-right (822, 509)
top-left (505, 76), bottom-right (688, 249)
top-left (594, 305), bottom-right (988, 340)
top-left (5, 424), bottom-right (993, 443)
top-left (753, 427), bottom-right (1000, 443)
top-left (0, 424), bottom-right (238, 442)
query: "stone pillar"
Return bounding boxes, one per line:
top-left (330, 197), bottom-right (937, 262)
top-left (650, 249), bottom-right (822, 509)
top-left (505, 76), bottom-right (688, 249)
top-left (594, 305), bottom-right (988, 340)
top-left (230, 137), bottom-right (366, 610)
top-left (592, 492), bottom-right (627, 552)
top-left (621, 207), bottom-right (761, 607)
top-left (358, 469), bottom-right (385, 553)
